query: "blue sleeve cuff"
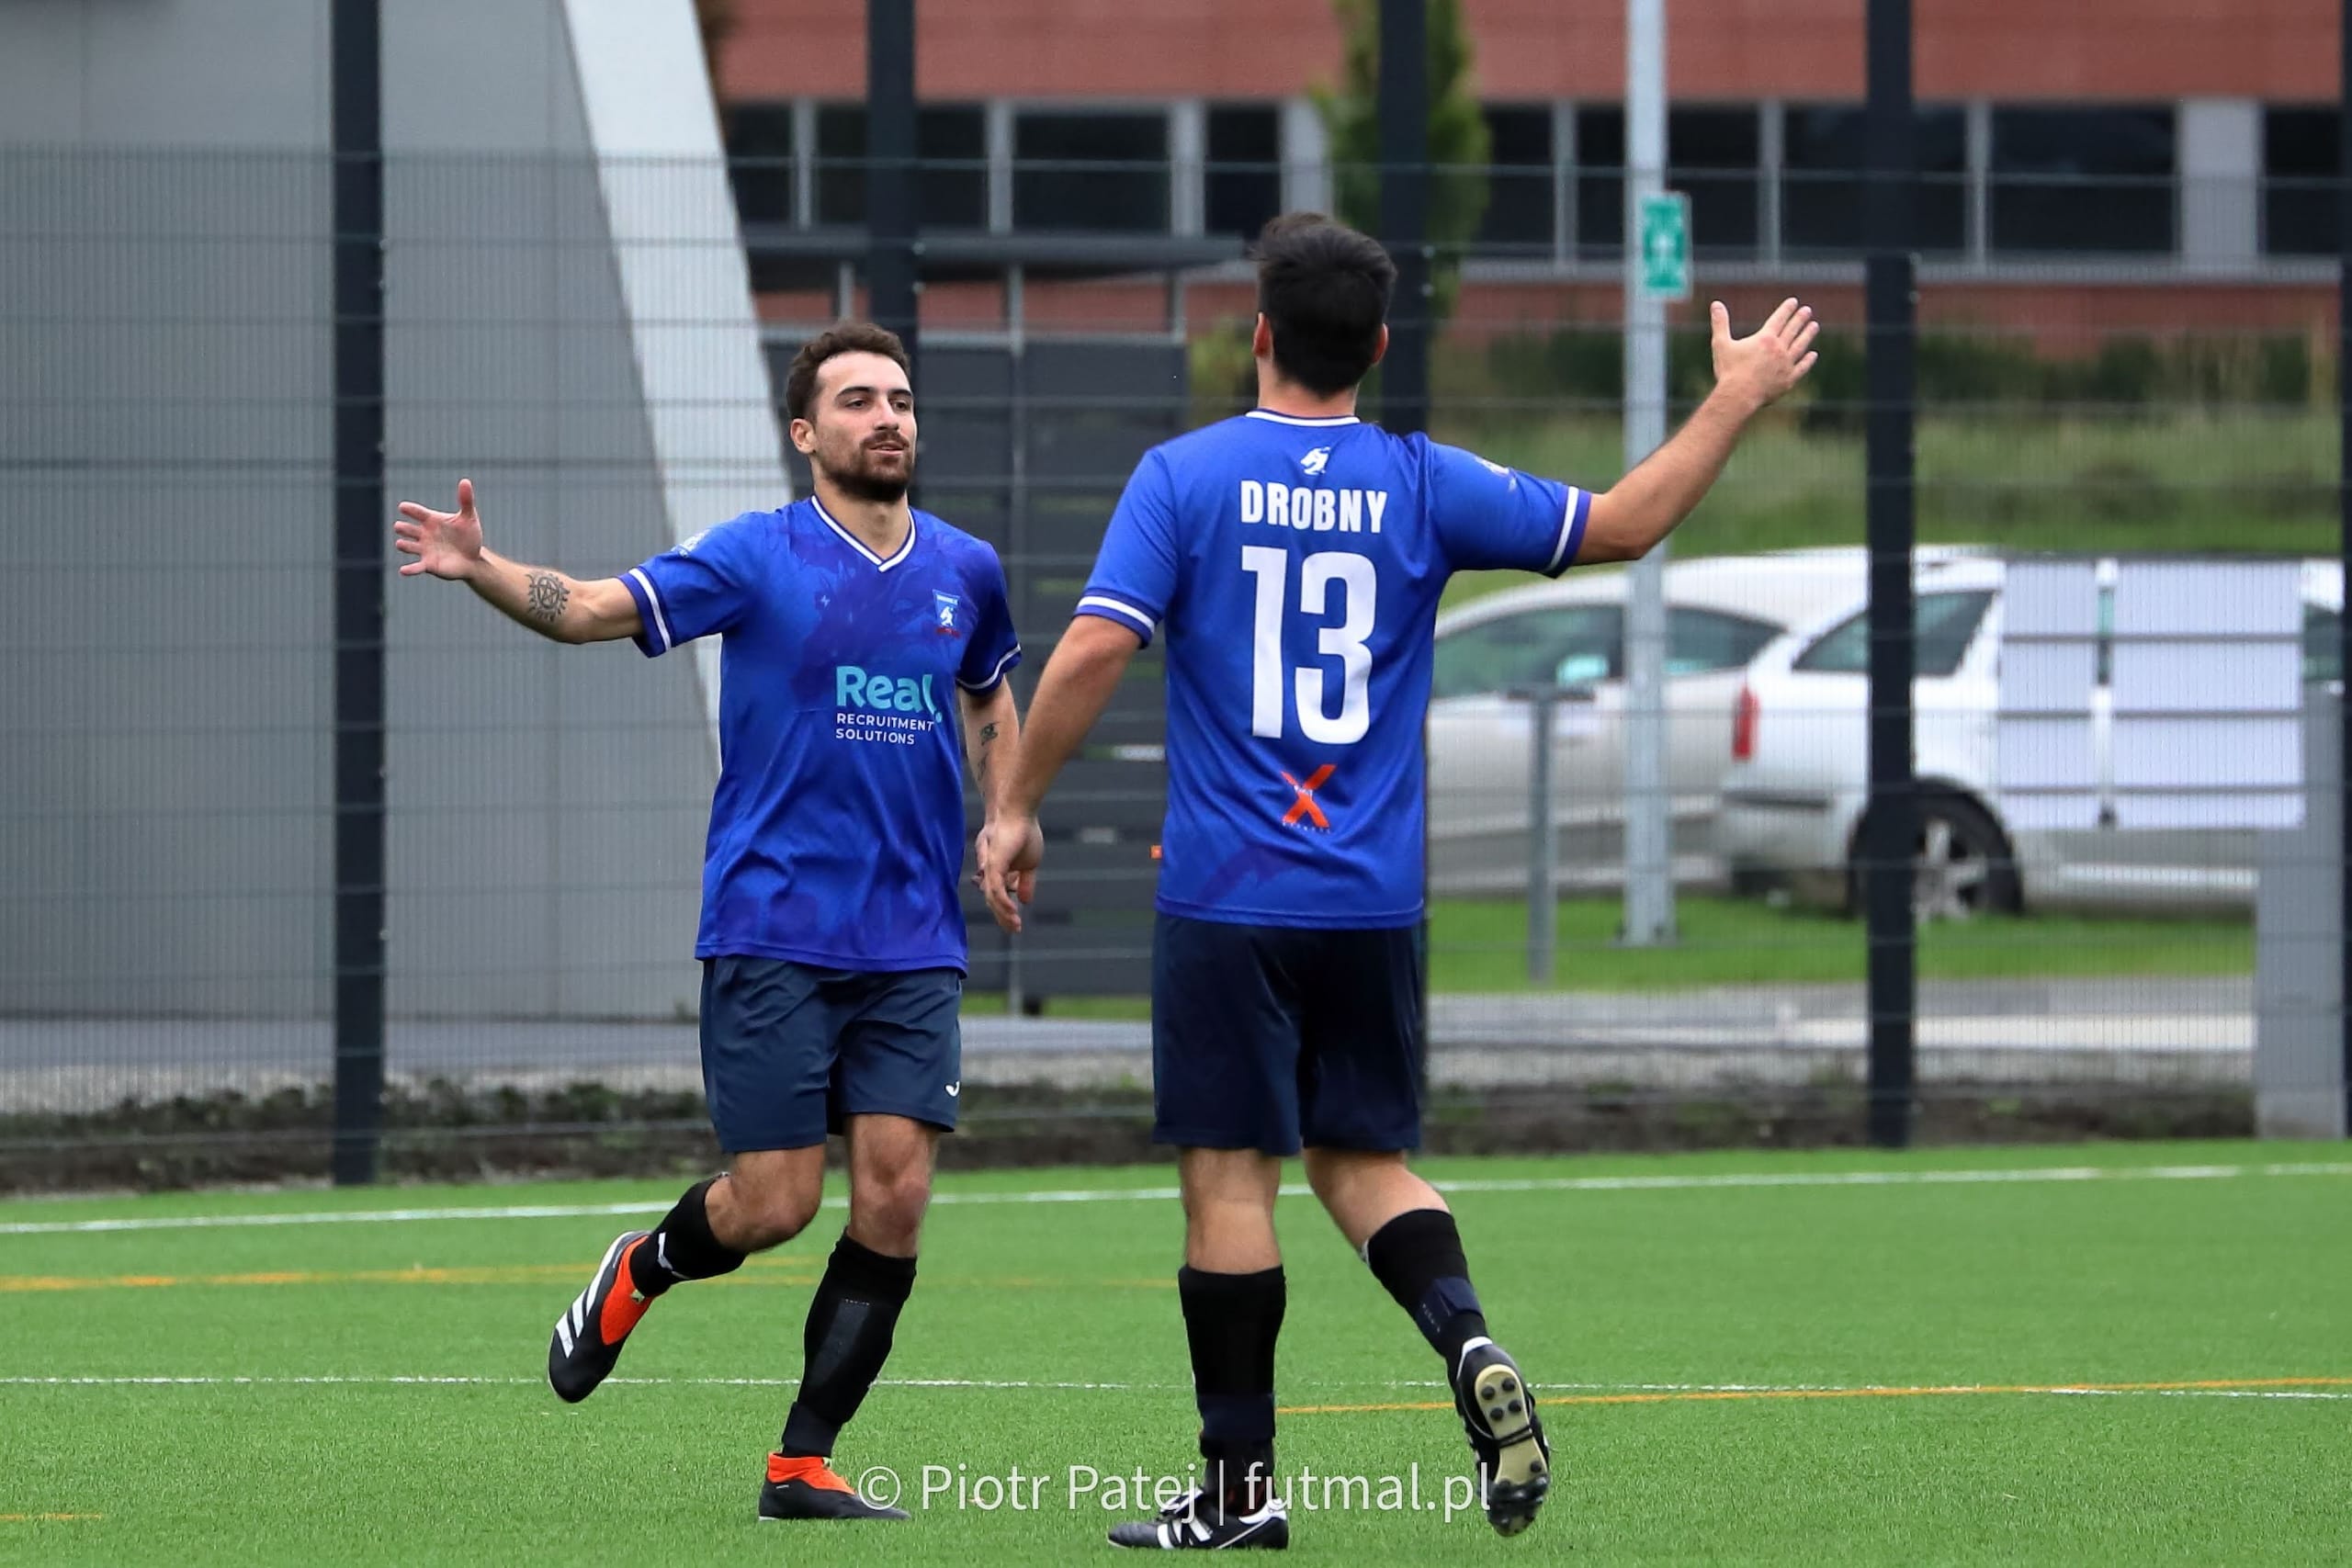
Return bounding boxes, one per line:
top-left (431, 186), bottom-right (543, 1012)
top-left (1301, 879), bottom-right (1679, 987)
top-left (1544, 488), bottom-right (1592, 578)
top-left (1073, 592), bottom-right (1159, 647)
top-left (622, 567), bottom-right (671, 656)
top-left (957, 643), bottom-right (1023, 693)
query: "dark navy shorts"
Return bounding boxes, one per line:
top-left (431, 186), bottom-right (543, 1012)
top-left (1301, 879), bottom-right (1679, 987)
top-left (1149, 912), bottom-right (1425, 1156)
top-left (698, 955), bottom-right (962, 1154)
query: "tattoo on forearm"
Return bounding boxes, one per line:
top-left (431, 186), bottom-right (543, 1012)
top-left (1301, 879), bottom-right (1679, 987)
top-left (976, 721), bottom-right (1000, 783)
top-left (524, 571), bottom-right (569, 626)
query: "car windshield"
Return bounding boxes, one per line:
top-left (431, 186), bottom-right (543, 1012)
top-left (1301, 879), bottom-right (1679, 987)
top-left (1431, 604), bottom-right (1622, 699)
top-left (1792, 590), bottom-right (1995, 677)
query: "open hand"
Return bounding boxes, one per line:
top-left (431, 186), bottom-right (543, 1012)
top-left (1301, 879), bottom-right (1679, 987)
top-left (394, 479), bottom-right (486, 581)
top-left (1710, 299), bottom-right (1819, 414)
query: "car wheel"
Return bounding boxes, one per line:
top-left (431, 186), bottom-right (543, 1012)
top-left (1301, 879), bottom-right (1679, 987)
top-left (1848, 793), bottom-right (2022, 921)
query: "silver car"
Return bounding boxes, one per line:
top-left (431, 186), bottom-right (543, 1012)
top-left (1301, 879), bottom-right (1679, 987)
top-left (1426, 549), bottom-right (1917, 897)
top-left (1714, 556), bottom-right (2346, 917)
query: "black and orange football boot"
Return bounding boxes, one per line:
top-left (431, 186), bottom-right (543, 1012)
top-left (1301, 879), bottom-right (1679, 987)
top-left (547, 1230), bottom-right (658, 1404)
top-left (756, 1453), bottom-right (910, 1521)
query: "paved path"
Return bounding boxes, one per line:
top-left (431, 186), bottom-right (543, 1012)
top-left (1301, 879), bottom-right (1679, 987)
top-left (0, 977), bottom-right (2256, 1112)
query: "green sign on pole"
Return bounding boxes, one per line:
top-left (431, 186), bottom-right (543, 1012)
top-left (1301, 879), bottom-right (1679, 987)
top-left (1638, 191), bottom-right (1691, 301)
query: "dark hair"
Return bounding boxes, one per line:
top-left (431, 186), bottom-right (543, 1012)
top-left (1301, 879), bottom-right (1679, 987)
top-left (1251, 213), bottom-right (1396, 397)
top-left (784, 321), bottom-right (911, 423)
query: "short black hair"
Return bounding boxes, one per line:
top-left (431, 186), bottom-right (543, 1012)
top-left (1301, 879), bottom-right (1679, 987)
top-left (1250, 213), bottom-right (1397, 397)
top-left (785, 321), bottom-right (911, 423)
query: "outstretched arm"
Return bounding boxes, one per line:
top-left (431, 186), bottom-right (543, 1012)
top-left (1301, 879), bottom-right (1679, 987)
top-left (394, 479), bottom-right (641, 644)
top-left (973, 615), bottom-right (1140, 931)
top-left (1576, 298), bottom-right (1820, 565)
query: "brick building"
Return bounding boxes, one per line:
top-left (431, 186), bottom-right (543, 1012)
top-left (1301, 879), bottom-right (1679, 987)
top-left (712, 0), bottom-right (2345, 345)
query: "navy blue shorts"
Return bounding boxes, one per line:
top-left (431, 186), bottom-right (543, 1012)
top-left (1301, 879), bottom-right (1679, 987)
top-left (698, 956), bottom-right (962, 1154)
top-left (1149, 913), bottom-right (1425, 1156)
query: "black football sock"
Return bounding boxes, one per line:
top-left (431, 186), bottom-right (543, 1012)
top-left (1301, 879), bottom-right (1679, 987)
top-left (636, 1177), bottom-right (746, 1298)
top-left (1179, 1265), bottom-right (1284, 1515)
top-left (1363, 1208), bottom-right (1489, 1375)
top-left (778, 1234), bottom-right (919, 1459)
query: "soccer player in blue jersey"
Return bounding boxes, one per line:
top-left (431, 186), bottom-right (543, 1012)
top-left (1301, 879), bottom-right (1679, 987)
top-left (395, 322), bottom-right (1030, 1524)
top-left (978, 215), bottom-right (1816, 1550)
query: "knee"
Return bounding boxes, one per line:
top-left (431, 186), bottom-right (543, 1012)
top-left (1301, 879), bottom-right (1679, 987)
top-left (852, 1162), bottom-right (932, 1252)
top-left (728, 1179), bottom-right (822, 1253)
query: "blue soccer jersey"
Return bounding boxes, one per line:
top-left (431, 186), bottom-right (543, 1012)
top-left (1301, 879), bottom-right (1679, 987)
top-left (1078, 411), bottom-right (1589, 929)
top-left (622, 498), bottom-right (1021, 969)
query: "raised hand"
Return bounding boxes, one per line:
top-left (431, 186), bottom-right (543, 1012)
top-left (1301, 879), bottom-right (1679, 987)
top-left (1710, 298), bottom-right (1820, 414)
top-left (393, 478), bottom-right (486, 581)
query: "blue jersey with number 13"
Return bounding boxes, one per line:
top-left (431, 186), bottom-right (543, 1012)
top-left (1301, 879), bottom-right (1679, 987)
top-left (1077, 410), bottom-right (1590, 930)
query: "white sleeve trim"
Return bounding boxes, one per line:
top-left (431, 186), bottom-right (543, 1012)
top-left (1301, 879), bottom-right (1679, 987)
top-left (628, 568), bottom-right (674, 652)
top-left (956, 643), bottom-right (1023, 692)
top-left (1545, 489), bottom-right (1586, 574)
top-left (1076, 594), bottom-right (1158, 639)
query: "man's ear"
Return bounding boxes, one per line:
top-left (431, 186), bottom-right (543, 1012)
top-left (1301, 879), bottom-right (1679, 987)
top-left (1368, 323), bottom-right (1389, 368)
top-left (1252, 313), bottom-right (1273, 362)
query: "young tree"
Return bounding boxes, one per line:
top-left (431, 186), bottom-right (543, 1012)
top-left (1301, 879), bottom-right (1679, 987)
top-left (1313, 0), bottom-right (1492, 329)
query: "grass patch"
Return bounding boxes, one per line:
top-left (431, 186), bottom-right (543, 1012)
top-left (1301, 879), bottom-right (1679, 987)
top-left (1427, 895), bottom-right (2254, 993)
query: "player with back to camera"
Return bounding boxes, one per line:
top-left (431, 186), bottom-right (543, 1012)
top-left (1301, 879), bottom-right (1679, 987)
top-left (394, 322), bottom-right (1035, 1526)
top-left (977, 213), bottom-right (1817, 1551)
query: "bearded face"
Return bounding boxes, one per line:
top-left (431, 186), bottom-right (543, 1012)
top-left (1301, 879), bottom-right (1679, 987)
top-left (795, 352), bottom-right (916, 503)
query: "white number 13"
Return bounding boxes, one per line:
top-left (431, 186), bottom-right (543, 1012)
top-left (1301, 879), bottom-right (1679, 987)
top-left (1241, 546), bottom-right (1375, 744)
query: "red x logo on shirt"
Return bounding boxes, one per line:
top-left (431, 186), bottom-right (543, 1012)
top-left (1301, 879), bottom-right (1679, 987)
top-left (1280, 764), bottom-right (1337, 829)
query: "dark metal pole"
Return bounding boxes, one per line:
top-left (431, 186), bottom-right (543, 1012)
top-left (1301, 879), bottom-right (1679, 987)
top-left (1376, 0), bottom-right (1430, 438)
top-left (1382, 0), bottom-right (1433, 1094)
top-left (2337, 0), bottom-right (2351, 1137)
top-left (866, 0), bottom-right (918, 359)
top-left (330, 0), bottom-right (387, 1186)
top-left (1863, 0), bottom-right (1917, 1149)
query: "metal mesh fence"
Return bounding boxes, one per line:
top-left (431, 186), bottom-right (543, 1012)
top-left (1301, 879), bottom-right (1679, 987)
top-left (3, 130), bottom-right (2345, 1186)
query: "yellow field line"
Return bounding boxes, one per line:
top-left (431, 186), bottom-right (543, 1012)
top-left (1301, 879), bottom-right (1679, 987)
top-left (0, 1258), bottom-right (815, 1293)
top-left (1277, 1376), bottom-right (2352, 1416)
top-left (0, 1261), bottom-right (1173, 1294)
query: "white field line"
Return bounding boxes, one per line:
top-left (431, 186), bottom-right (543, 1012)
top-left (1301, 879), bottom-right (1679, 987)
top-left (0, 1374), bottom-right (2342, 1404)
top-left (5, 1161), bottom-right (2348, 1236)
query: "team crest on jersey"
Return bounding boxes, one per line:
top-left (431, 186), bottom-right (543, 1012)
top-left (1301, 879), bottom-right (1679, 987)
top-left (1300, 446), bottom-right (1332, 477)
top-left (933, 591), bottom-right (961, 634)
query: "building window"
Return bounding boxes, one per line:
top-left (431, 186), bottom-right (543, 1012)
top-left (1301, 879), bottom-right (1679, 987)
top-left (2264, 107), bottom-right (2336, 256)
top-left (1476, 105), bottom-right (1555, 258)
top-left (1205, 105), bottom-right (1283, 240)
top-left (1671, 107), bottom-right (1760, 257)
top-left (1573, 106), bottom-right (1761, 260)
top-left (1781, 104), bottom-right (1968, 256)
top-left (1574, 106), bottom-right (1624, 259)
top-left (724, 102), bottom-right (796, 227)
top-left (811, 104), bottom-right (989, 230)
top-left (1014, 110), bottom-right (1171, 233)
top-left (1990, 107), bottom-right (2176, 254)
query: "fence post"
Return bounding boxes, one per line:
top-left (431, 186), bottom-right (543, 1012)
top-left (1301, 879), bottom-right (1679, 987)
top-left (866, 0), bottom-right (918, 364)
top-left (1863, 0), bottom-right (1918, 1149)
top-left (330, 0), bottom-right (387, 1186)
top-left (2337, 0), bottom-right (2352, 1137)
top-left (1526, 686), bottom-right (1559, 986)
